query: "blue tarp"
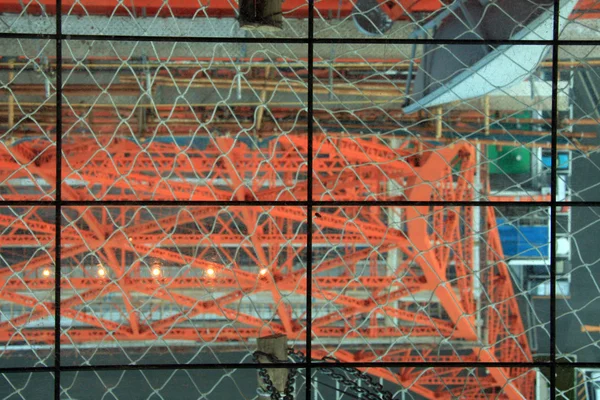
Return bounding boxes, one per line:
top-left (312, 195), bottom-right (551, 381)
top-left (496, 218), bottom-right (549, 258)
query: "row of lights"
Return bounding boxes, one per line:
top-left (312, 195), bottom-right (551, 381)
top-left (41, 265), bottom-right (268, 278)
top-left (41, 264), bottom-right (158, 278)
top-left (42, 266), bottom-right (110, 278)
top-left (124, 239), bottom-right (268, 277)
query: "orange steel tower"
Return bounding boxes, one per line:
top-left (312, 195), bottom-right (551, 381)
top-left (0, 133), bottom-right (534, 399)
top-left (0, 0), bottom-right (598, 21)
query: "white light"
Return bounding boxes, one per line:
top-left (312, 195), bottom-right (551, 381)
top-left (206, 268), bottom-right (215, 277)
top-left (98, 268), bottom-right (106, 277)
top-left (259, 268), bottom-right (268, 276)
top-left (151, 267), bottom-right (161, 277)
top-left (42, 268), bottom-right (51, 277)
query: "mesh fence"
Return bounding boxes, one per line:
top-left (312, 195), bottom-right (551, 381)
top-left (0, 0), bottom-right (599, 399)
top-left (554, 368), bottom-right (600, 400)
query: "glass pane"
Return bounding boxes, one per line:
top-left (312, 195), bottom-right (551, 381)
top-left (312, 366), bottom-right (540, 399)
top-left (556, 206), bottom-right (600, 362)
top-left (60, 206), bottom-right (307, 366)
top-left (61, 40), bottom-right (307, 201)
top-left (62, 368), bottom-right (306, 399)
top-left (0, 5), bottom-right (55, 34)
top-left (0, 372), bottom-right (54, 400)
top-left (315, 0), bottom-right (556, 40)
top-left (559, 0), bottom-right (600, 39)
top-left (555, 368), bottom-right (600, 400)
top-left (0, 207), bottom-right (55, 367)
top-left (558, 45), bottom-right (600, 202)
top-left (314, 43), bottom-right (556, 202)
top-left (312, 205), bottom-right (550, 363)
top-left (0, 38), bottom-right (56, 201)
top-left (62, 1), bottom-right (308, 38)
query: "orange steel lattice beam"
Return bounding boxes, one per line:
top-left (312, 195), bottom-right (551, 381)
top-left (0, 0), bottom-right (597, 20)
top-left (0, 136), bottom-right (533, 399)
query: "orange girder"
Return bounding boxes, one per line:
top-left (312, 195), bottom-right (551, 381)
top-left (0, 0), bottom-right (596, 20)
top-left (0, 136), bottom-right (534, 399)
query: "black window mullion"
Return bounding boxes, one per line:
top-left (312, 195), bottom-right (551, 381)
top-left (550, 0), bottom-right (561, 398)
top-left (306, 0), bottom-right (314, 398)
top-left (54, 0), bottom-right (63, 397)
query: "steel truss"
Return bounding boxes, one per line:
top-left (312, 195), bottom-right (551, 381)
top-left (0, 134), bottom-right (534, 399)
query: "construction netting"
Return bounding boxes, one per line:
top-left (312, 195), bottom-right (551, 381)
top-left (0, 0), bottom-right (599, 399)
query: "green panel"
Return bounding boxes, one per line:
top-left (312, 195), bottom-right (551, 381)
top-left (487, 111), bottom-right (533, 174)
top-left (487, 145), bottom-right (531, 174)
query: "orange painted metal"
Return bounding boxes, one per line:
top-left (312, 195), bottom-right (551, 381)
top-left (0, 0), bottom-right (435, 19)
top-left (0, 135), bottom-right (535, 399)
top-left (0, 0), bottom-right (596, 20)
